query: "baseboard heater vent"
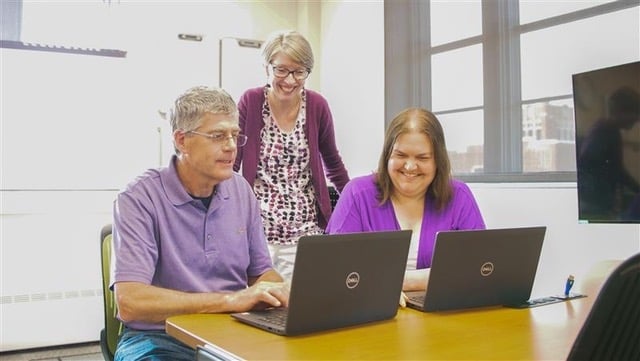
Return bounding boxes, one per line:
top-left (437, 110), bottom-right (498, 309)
top-left (1, 289), bottom-right (102, 304)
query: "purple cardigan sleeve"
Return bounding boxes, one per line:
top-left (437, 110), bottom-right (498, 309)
top-left (325, 174), bottom-right (397, 233)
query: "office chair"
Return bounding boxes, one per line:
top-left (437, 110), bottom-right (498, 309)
top-left (566, 252), bottom-right (640, 361)
top-left (328, 186), bottom-right (340, 211)
top-left (100, 224), bottom-right (122, 361)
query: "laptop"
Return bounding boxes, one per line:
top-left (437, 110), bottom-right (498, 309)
top-left (231, 230), bottom-right (412, 336)
top-left (406, 226), bottom-right (546, 312)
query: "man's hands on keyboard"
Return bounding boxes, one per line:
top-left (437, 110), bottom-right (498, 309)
top-left (226, 281), bottom-right (290, 312)
top-left (400, 292), bottom-right (408, 307)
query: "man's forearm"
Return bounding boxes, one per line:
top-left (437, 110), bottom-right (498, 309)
top-left (115, 282), bottom-right (233, 324)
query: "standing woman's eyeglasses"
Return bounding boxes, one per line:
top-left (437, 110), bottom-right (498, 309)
top-left (270, 64), bottom-right (310, 80)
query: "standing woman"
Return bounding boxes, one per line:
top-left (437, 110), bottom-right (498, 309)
top-left (326, 108), bottom-right (485, 291)
top-left (234, 30), bottom-right (350, 279)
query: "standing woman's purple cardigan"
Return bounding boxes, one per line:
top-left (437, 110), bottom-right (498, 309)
top-left (233, 86), bottom-right (350, 229)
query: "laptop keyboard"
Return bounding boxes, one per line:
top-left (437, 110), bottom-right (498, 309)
top-left (407, 293), bottom-right (425, 305)
top-left (258, 308), bottom-right (288, 327)
top-left (504, 294), bottom-right (587, 308)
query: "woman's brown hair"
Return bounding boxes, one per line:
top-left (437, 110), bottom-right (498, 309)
top-left (375, 107), bottom-right (452, 211)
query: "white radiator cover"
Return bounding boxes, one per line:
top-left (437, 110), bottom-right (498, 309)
top-left (1, 291), bottom-right (103, 351)
top-left (1, 191), bottom-right (115, 352)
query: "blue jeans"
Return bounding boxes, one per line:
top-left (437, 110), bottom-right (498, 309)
top-left (114, 327), bottom-right (194, 361)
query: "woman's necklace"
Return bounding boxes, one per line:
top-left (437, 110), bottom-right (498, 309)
top-left (268, 92), bottom-right (301, 132)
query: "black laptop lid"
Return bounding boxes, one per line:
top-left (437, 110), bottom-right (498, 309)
top-left (424, 226), bottom-right (546, 311)
top-left (284, 230), bottom-right (411, 335)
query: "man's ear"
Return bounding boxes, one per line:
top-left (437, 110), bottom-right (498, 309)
top-left (174, 129), bottom-right (187, 154)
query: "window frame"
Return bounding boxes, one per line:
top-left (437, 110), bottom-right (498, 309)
top-left (384, 0), bottom-right (639, 183)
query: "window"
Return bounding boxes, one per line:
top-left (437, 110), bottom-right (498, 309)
top-left (16, 1), bottom-right (123, 50)
top-left (384, 0), bottom-right (639, 181)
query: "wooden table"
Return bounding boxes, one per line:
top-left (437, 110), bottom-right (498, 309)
top-left (166, 260), bottom-right (620, 360)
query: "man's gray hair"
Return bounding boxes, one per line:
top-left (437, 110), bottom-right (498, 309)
top-left (169, 86), bottom-right (238, 132)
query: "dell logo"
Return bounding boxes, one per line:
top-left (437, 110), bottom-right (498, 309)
top-left (345, 272), bottom-right (360, 289)
top-left (480, 262), bottom-right (494, 276)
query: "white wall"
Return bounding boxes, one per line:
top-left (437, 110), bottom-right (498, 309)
top-left (318, 1), bottom-right (385, 178)
top-left (470, 183), bottom-right (639, 297)
top-left (1, 1), bottom-right (300, 352)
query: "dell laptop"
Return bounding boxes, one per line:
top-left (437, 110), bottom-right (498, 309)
top-left (405, 226), bottom-right (546, 312)
top-left (231, 230), bottom-right (412, 336)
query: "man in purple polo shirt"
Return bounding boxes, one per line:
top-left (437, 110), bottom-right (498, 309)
top-left (111, 86), bottom-right (289, 361)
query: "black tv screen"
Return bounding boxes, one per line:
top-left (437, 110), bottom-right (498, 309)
top-left (573, 61), bottom-right (640, 224)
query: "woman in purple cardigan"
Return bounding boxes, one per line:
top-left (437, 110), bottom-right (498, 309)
top-left (234, 30), bottom-right (350, 279)
top-left (326, 108), bottom-right (485, 293)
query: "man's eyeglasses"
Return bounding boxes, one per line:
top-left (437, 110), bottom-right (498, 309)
top-left (187, 130), bottom-right (248, 147)
top-left (270, 64), bottom-right (310, 80)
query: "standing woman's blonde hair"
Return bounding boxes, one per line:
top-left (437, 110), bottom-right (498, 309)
top-left (261, 30), bottom-right (314, 72)
top-left (376, 107), bottom-right (453, 210)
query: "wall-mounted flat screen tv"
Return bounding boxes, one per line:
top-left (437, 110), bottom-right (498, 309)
top-left (573, 61), bottom-right (640, 224)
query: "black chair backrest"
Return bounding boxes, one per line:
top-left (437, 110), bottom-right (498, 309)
top-left (567, 252), bottom-right (640, 361)
top-left (328, 186), bottom-right (340, 211)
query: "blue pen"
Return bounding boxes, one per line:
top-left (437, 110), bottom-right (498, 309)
top-left (564, 275), bottom-right (575, 296)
